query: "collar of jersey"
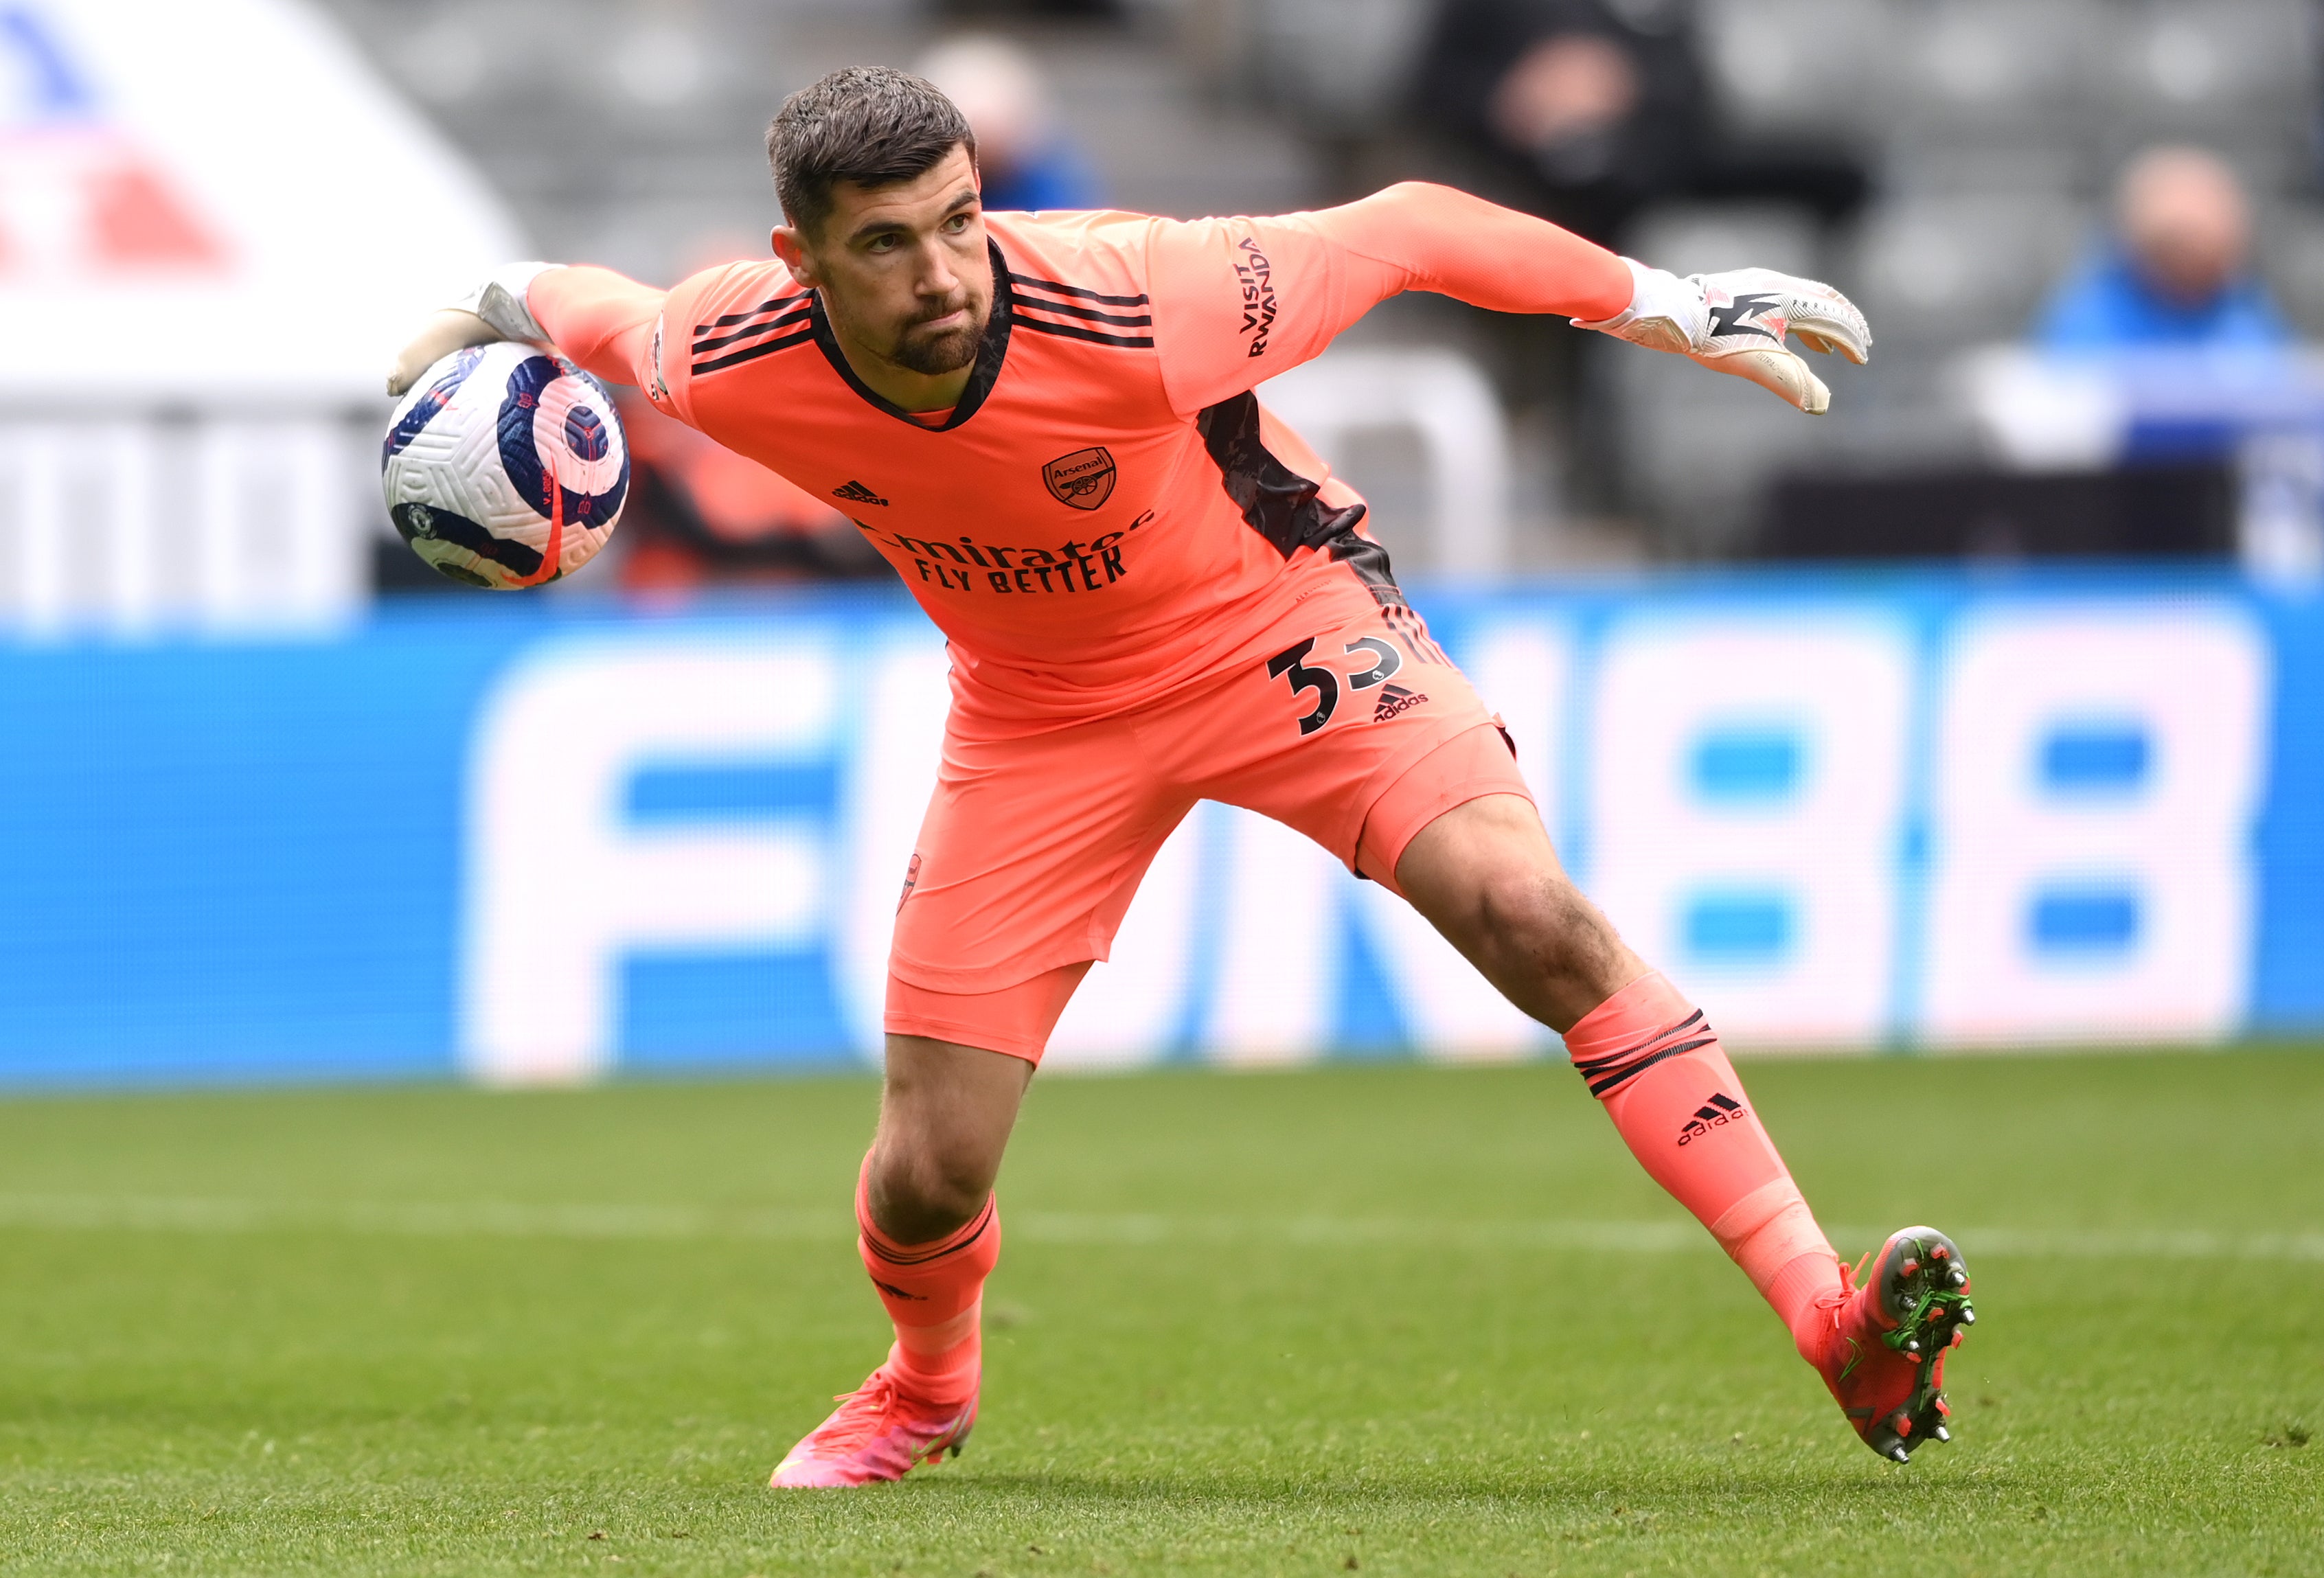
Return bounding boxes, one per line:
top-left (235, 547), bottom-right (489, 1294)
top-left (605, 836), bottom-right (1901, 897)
top-left (807, 239), bottom-right (1014, 433)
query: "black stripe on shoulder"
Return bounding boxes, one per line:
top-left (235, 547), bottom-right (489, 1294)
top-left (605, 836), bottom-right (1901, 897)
top-left (687, 299), bottom-right (818, 353)
top-left (690, 329), bottom-right (815, 375)
top-left (1012, 294), bottom-right (1154, 330)
top-left (1006, 271), bottom-right (1149, 308)
top-left (692, 302), bottom-right (813, 354)
top-left (694, 293), bottom-right (806, 333)
top-left (1014, 316), bottom-right (1154, 350)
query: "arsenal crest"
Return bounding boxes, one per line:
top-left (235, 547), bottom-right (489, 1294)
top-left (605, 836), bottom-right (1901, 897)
top-left (1043, 446), bottom-right (1117, 511)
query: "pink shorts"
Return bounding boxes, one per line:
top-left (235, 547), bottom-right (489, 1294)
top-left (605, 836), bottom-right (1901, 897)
top-left (884, 591), bottom-right (1532, 1062)
top-left (886, 720), bottom-right (1529, 1061)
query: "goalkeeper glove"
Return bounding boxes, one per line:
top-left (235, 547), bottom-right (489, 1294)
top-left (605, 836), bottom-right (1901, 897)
top-left (386, 262), bottom-right (562, 396)
top-left (1574, 260), bottom-right (1871, 414)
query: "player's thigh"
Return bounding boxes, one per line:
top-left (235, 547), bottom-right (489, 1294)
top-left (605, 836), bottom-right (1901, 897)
top-left (1352, 722), bottom-right (1551, 897)
top-left (1378, 778), bottom-right (1645, 1031)
top-left (890, 709), bottom-right (1188, 1028)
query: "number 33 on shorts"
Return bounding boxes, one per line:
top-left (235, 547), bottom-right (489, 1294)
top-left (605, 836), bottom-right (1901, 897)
top-left (1264, 633), bottom-right (1419, 735)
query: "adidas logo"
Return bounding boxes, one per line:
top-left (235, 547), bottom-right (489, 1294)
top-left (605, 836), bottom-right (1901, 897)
top-left (1676, 1092), bottom-right (1746, 1146)
top-left (1372, 683), bottom-right (1428, 721)
top-left (832, 479), bottom-right (888, 505)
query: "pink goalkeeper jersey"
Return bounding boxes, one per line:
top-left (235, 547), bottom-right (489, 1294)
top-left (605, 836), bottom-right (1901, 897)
top-left (528, 183), bottom-right (1630, 722)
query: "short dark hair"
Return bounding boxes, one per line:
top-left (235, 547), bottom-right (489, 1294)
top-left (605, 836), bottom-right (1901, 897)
top-left (768, 67), bottom-right (977, 237)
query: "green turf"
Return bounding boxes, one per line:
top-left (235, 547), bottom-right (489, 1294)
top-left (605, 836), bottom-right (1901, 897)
top-left (0, 1049), bottom-right (2318, 1577)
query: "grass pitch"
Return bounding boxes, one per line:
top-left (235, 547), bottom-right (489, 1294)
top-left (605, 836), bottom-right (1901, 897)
top-left (0, 1050), bottom-right (2317, 1577)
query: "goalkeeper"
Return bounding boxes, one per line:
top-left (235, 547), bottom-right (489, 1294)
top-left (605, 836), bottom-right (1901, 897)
top-left (393, 65), bottom-right (1973, 1486)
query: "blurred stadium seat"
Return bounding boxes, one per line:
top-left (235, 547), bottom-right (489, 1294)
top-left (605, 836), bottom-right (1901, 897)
top-left (1849, 194), bottom-right (2092, 351)
top-left (1258, 347), bottom-right (1512, 573)
top-left (2259, 205), bottom-right (2324, 331)
top-left (1624, 201), bottom-right (1819, 284)
top-left (1696, 0), bottom-right (1888, 141)
top-left (1242, 0), bottom-right (1433, 139)
top-left (318, 0), bottom-right (790, 286)
top-left (1882, 1), bottom-right (2099, 147)
top-left (2100, 2), bottom-right (2316, 143)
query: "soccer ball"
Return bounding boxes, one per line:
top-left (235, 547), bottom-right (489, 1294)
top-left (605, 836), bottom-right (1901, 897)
top-left (380, 341), bottom-right (628, 588)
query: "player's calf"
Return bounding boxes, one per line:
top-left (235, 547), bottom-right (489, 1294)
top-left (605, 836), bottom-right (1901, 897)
top-left (1564, 976), bottom-right (1978, 1461)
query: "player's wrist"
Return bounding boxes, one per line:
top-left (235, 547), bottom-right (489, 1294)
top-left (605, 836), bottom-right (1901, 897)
top-left (387, 264), bottom-right (567, 397)
top-left (1570, 259), bottom-right (1705, 354)
top-left (453, 262), bottom-right (562, 345)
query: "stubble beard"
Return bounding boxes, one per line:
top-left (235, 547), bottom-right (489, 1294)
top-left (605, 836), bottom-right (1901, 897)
top-left (890, 297), bottom-right (988, 376)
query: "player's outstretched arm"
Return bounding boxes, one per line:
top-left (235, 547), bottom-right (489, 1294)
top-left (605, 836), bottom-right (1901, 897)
top-left (1572, 259), bottom-right (1871, 415)
top-left (385, 263), bottom-right (668, 397)
top-left (1297, 184), bottom-right (1869, 415)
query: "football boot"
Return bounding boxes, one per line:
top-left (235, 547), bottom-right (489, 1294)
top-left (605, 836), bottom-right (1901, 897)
top-left (1808, 1226), bottom-right (1976, 1462)
top-left (768, 1362), bottom-right (977, 1489)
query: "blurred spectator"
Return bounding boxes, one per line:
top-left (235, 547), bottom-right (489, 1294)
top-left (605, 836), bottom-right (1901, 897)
top-left (615, 393), bottom-right (887, 591)
top-left (1413, 0), bottom-right (1867, 247)
top-left (917, 34), bottom-right (1102, 213)
top-left (2034, 147), bottom-right (2294, 353)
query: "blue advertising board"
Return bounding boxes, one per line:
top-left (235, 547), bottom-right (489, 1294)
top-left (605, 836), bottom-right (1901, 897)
top-left (0, 566), bottom-right (2316, 1087)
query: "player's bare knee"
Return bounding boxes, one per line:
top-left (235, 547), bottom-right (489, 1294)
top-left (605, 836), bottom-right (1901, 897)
top-left (1479, 869), bottom-right (1614, 983)
top-left (867, 1136), bottom-right (996, 1244)
top-left (1470, 865), bottom-right (1559, 945)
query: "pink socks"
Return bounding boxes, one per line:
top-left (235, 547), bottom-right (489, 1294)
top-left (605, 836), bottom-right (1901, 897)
top-left (855, 1158), bottom-right (997, 1405)
top-left (1564, 972), bottom-right (1843, 1359)
top-left (849, 971), bottom-right (1840, 1400)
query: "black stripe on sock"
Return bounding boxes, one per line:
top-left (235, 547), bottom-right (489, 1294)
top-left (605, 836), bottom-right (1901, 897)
top-left (861, 1198), bottom-right (996, 1266)
top-left (1571, 1010), bottom-right (1706, 1077)
top-left (1586, 1036), bottom-right (1719, 1098)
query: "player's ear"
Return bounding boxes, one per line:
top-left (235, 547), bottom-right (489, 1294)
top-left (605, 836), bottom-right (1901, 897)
top-left (771, 223), bottom-right (818, 286)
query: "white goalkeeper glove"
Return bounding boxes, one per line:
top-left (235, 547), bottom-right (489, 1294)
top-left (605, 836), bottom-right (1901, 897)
top-left (385, 262), bottom-right (563, 396)
top-left (1574, 259), bottom-right (1871, 415)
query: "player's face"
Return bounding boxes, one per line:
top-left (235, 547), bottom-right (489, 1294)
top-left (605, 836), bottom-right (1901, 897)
top-left (779, 146), bottom-right (991, 380)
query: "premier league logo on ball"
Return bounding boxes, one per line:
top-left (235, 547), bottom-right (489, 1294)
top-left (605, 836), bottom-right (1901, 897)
top-left (380, 341), bottom-right (629, 588)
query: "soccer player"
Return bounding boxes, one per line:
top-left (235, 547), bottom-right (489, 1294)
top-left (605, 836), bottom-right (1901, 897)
top-left (391, 67), bottom-right (1975, 1484)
